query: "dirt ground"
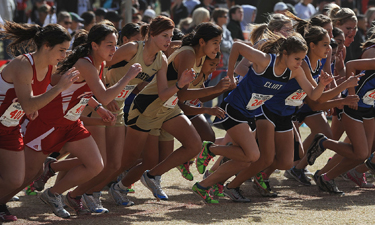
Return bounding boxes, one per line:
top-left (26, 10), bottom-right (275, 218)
top-left (6, 126), bottom-right (375, 225)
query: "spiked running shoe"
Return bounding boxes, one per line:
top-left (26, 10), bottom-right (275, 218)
top-left (109, 183), bottom-right (134, 206)
top-left (141, 171), bottom-right (168, 200)
top-left (306, 133), bottom-right (327, 165)
top-left (63, 192), bottom-right (91, 216)
top-left (0, 204), bottom-right (17, 222)
top-left (223, 185), bottom-right (250, 202)
top-left (253, 172), bottom-right (278, 197)
top-left (82, 192), bottom-right (109, 213)
top-left (196, 141), bottom-right (215, 174)
top-left (210, 183), bottom-right (225, 197)
top-left (40, 188), bottom-right (70, 218)
top-left (192, 183), bottom-right (219, 204)
top-left (346, 169), bottom-right (375, 188)
top-left (34, 157), bottom-right (57, 191)
top-left (318, 175), bottom-right (344, 195)
top-left (290, 167), bottom-right (311, 186)
top-left (177, 162), bottom-right (194, 181)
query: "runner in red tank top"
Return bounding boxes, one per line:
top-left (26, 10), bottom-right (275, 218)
top-left (0, 22), bottom-right (78, 222)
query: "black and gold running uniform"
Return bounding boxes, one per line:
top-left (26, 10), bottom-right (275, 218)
top-left (127, 46), bottom-right (205, 136)
top-left (104, 41), bottom-right (163, 126)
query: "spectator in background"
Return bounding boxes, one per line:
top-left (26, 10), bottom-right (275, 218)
top-left (241, 5), bottom-right (257, 31)
top-left (314, 0), bottom-right (335, 15)
top-left (69, 12), bottom-right (84, 36)
top-left (193, 0), bottom-right (215, 15)
top-left (56, 11), bottom-right (72, 30)
top-left (365, 7), bottom-right (375, 29)
top-left (227, 5), bottom-right (244, 41)
top-left (81, 11), bottom-right (96, 31)
top-left (273, 2), bottom-right (288, 15)
top-left (346, 14), bottom-right (367, 61)
top-left (178, 17), bottom-right (192, 34)
top-left (105, 10), bottom-right (121, 30)
top-left (95, 8), bottom-right (107, 23)
top-left (295, 0), bottom-right (316, 19)
top-left (186, 7), bottom-right (210, 33)
top-left (43, 5), bottom-right (57, 26)
top-left (142, 9), bottom-right (156, 23)
top-left (171, 0), bottom-right (188, 26)
top-left (132, 7), bottom-right (142, 23)
top-left (185, 0), bottom-right (200, 16)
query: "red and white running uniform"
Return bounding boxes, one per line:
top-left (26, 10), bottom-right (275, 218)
top-left (24, 56), bottom-right (104, 154)
top-left (0, 54), bottom-right (52, 151)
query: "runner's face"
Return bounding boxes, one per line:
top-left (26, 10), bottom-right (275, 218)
top-left (311, 33), bottom-right (331, 59)
top-left (323, 22), bottom-right (333, 38)
top-left (201, 57), bottom-right (220, 75)
top-left (97, 33), bottom-right (117, 61)
top-left (47, 41), bottom-right (70, 65)
top-left (334, 33), bottom-right (345, 53)
top-left (152, 29), bottom-right (173, 51)
top-left (285, 51), bottom-right (306, 71)
top-left (203, 36), bottom-right (221, 60)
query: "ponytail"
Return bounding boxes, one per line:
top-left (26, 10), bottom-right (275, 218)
top-left (0, 21), bottom-right (71, 57)
top-left (261, 34), bottom-right (307, 56)
top-left (140, 24), bottom-right (149, 38)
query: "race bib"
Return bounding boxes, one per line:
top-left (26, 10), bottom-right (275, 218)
top-left (246, 93), bottom-right (273, 110)
top-left (363, 89), bottom-right (375, 106)
top-left (64, 97), bottom-right (90, 121)
top-left (285, 89), bottom-right (306, 106)
top-left (163, 94), bottom-right (178, 109)
top-left (184, 98), bottom-right (201, 107)
top-left (0, 102), bottom-right (25, 127)
top-left (115, 85), bottom-right (137, 101)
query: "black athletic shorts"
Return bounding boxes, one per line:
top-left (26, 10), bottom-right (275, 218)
top-left (213, 101), bottom-right (256, 131)
top-left (255, 105), bottom-right (293, 132)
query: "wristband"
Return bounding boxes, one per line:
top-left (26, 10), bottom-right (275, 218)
top-left (94, 103), bottom-right (102, 111)
top-left (176, 82), bottom-right (182, 90)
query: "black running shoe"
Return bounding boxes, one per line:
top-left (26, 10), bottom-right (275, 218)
top-left (319, 176), bottom-right (344, 195)
top-left (306, 133), bottom-right (327, 165)
top-left (365, 154), bottom-right (375, 173)
top-left (290, 167), bottom-right (311, 186)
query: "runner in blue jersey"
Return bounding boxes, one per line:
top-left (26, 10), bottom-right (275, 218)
top-left (191, 33), bottom-right (333, 203)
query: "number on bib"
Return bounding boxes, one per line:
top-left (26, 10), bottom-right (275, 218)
top-left (184, 99), bottom-right (201, 107)
top-left (363, 89), bottom-right (375, 106)
top-left (64, 97), bottom-right (90, 121)
top-left (0, 102), bottom-right (25, 127)
top-left (246, 93), bottom-right (273, 110)
top-left (285, 89), bottom-right (306, 106)
top-left (163, 94), bottom-right (178, 109)
top-left (115, 85), bottom-right (137, 101)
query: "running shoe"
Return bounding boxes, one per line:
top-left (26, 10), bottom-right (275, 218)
top-left (63, 192), bottom-right (91, 216)
top-left (318, 175), bottom-right (344, 195)
top-left (253, 172), bottom-right (278, 197)
top-left (289, 167), bottom-right (311, 186)
top-left (339, 172), bottom-right (351, 181)
top-left (40, 188), bottom-right (70, 218)
top-left (203, 170), bottom-right (212, 179)
top-left (25, 182), bottom-right (37, 196)
top-left (10, 196), bottom-right (19, 202)
top-left (304, 168), bottom-right (314, 178)
top-left (283, 169), bottom-right (294, 179)
top-left (196, 141), bottom-right (215, 174)
top-left (82, 192), bottom-right (109, 213)
top-left (140, 171), bottom-right (168, 200)
top-left (0, 204), bottom-right (17, 222)
top-left (223, 185), bottom-right (250, 203)
top-left (34, 157), bottom-right (57, 191)
top-left (346, 169), bottom-right (375, 188)
top-left (306, 133), bottom-right (327, 165)
top-left (365, 153), bottom-right (375, 173)
top-left (192, 182), bottom-right (219, 204)
top-left (177, 162), bottom-right (194, 181)
top-left (210, 183), bottom-right (225, 197)
top-left (108, 183), bottom-right (134, 206)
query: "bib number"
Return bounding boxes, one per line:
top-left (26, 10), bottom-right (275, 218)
top-left (285, 89), bottom-right (306, 106)
top-left (115, 85), bottom-right (137, 101)
top-left (184, 99), bottom-right (201, 107)
top-left (0, 102), bottom-right (25, 127)
top-left (64, 97), bottom-right (90, 121)
top-left (246, 93), bottom-right (273, 110)
top-left (363, 89), bottom-right (375, 106)
top-left (163, 94), bottom-right (178, 109)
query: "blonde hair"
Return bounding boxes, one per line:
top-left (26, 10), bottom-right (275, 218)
top-left (190, 7), bottom-right (210, 28)
top-left (328, 6), bottom-right (357, 26)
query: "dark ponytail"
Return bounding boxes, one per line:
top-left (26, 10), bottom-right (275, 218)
top-left (0, 21), bottom-right (71, 57)
top-left (58, 23), bottom-right (117, 74)
top-left (261, 33), bottom-right (307, 56)
top-left (182, 22), bottom-right (222, 46)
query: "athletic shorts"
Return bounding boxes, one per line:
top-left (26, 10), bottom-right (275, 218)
top-left (213, 101), bottom-right (256, 131)
top-left (294, 110), bottom-right (323, 123)
top-left (255, 105), bottom-right (293, 132)
top-left (0, 127), bottom-right (24, 151)
top-left (337, 106), bottom-right (374, 122)
top-left (24, 117), bottom-right (91, 155)
top-left (127, 105), bottom-right (182, 137)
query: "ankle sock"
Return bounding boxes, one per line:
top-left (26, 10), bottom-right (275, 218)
top-left (147, 172), bottom-right (155, 179)
top-left (196, 182), bottom-right (209, 190)
top-left (322, 173), bottom-right (330, 181)
top-left (319, 137), bottom-right (327, 150)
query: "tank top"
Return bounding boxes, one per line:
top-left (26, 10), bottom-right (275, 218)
top-left (225, 54), bottom-right (292, 118)
top-left (0, 54), bottom-right (52, 129)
